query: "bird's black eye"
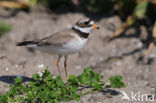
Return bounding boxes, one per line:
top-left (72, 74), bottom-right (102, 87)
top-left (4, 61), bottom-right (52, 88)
top-left (84, 21), bottom-right (89, 25)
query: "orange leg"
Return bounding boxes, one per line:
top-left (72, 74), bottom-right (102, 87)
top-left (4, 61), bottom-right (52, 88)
top-left (64, 56), bottom-right (68, 79)
top-left (57, 55), bottom-right (62, 77)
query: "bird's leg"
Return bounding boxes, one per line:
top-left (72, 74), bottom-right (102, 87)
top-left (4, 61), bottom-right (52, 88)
top-left (57, 55), bottom-right (62, 78)
top-left (64, 56), bottom-right (68, 79)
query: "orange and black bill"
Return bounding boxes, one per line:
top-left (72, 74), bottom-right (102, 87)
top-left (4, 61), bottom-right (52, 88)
top-left (93, 24), bottom-right (100, 29)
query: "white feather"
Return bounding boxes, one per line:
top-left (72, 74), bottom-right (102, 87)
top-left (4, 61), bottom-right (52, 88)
top-left (89, 21), bottom-right (94, 25)
top-left (27, 44), bottom-right (37, 47)
top-left (31, 35), bottom-right (88, 56)
top-left (73, 25), bottom-right (93, 33)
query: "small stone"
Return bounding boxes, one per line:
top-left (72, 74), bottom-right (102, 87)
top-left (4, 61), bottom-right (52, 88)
top-left (105, 82), bottom-right (110, 86)
top-left (4, 68), bottom-right (8, 71)
top-left (99, 57), bottom-right (104, 62)
top-left (38, 71), bottom-right (43, 77)
top-left (151, 88), bottom-right (155, 91)
top-left (75, 65), bottom-right (81, 70)
top-left (15, 65), bottom-right (19, 67)
top-left (136, 42), bottom-right (143, 48)
top-left (37, 64), bottom-right (44, 68)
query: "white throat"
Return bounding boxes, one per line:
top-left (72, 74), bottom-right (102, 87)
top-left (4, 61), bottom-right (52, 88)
top-left (73, 25), bottom-right (93, 33)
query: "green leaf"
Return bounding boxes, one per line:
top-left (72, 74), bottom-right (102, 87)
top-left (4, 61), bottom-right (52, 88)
top-left (91, 80), bottom-right (102, 90)
top-left (77, 67), bottom-right (104, 90)
top-left (38, 91), bottom-right (49, 102)
top-left (68, 85), bottom-right (78, 93)
top-left (16, 96), bottom-right (24, 102)
top-left (134, 1), bottom-right (148, 18)
top-left (33, 73), bottom-right (40, 81)
top-left (67, 75), bottom-right (78, 86)
top-left (56, 76), bottom-right (64, 87)
top-left (109, 75), bottom-right (126, 88)
top-left (77, 67), bottom-right (93, 85)
top-left (0, 94), bottom-right (8, 103)
top-left (29, 0), bottom-right (38, 5)
top-left (42, 68), bottom-right (51, 77)
top-left (69, 93), bottom-right (80, 101)
top-left (77, 73), bottom-right (91, 85)
top-left (26, 91), bottom-right (36, 101)
top-left (14, 77), bottom-right (22, 86)
top-left (84, 67), bottom-right (92, 73)
top-left (0, 21), bottom-right (12, 36)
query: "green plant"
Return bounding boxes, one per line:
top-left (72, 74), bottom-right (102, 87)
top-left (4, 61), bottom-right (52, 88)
top-left (109, 75), bottom-right (125, 88)
top-left (0, 67), bottom-right (126, 102)
top-left (0, 21), bottom-right (12, 36)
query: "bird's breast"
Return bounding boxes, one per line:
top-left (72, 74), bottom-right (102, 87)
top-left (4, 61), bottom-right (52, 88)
top-left (62, 35), bottom-right (88, 53)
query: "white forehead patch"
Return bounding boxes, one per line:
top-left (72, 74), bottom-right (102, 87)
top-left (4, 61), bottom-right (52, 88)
top-left (74, 25), bottom-right (93, 33)
top-left (89, 21), bottom-right (94, 25)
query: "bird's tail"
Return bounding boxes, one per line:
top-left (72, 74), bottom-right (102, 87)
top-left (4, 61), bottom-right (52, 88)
top-left (16, 41), bottom-right (35, 46)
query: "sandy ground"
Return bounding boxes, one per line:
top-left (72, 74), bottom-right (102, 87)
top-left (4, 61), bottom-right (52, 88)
top-left (0, 6), bottom-right (156, 103)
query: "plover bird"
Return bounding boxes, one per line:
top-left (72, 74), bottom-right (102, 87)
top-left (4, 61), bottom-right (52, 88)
top-left (17, 18), bottom-right (100, 79)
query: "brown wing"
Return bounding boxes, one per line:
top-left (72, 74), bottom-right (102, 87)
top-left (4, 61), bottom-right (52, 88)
top-left (36, 29), bottom-right (74, 47)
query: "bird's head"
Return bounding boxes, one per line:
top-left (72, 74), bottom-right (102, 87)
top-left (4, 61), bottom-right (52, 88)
top-left (73, 18), bottom-right (100, 34)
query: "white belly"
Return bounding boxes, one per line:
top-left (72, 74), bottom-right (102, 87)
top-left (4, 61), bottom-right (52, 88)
top-left (34, 35), bottom-right (88, 55)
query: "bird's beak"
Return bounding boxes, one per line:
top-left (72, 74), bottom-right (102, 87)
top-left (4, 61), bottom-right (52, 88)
top-left (93, 24), bottom-right (100, 29)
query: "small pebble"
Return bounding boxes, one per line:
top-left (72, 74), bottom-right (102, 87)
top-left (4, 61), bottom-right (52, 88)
top-left (15, 65), bottom-right (19, 67)
top-left (105, 82), bottom-right (110, 86)
top-left (151, 88), bottom-right (155, 91)
top-left (75, 65), bottom-right (81, 70)
top-left (136, 42), bottom-right (143, 48)
top-left (4, 67), bottom-right (8, 71)
top-left (38, 71), bottom-right (43, 77)
top-left (99, 57), bottom-right (104, 62)
top-left (37, 64), bottom-right (44, 68)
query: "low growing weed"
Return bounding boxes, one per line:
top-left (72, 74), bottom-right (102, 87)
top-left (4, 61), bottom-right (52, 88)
top-left (0, 21), bottom-right (12, 36)
top-left (0, 67), bottom-right (126, 102)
